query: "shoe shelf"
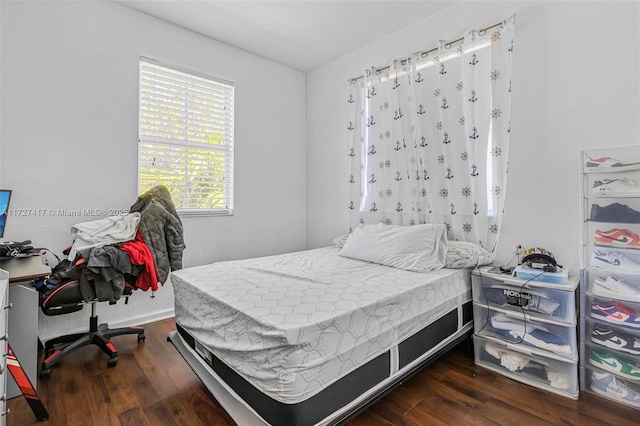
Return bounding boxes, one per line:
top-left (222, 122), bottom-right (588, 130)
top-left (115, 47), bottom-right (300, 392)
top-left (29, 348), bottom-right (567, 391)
top-left (471, 267), bottom-right (579, 399)
top-left (580, 145), bottom-right (640, 410)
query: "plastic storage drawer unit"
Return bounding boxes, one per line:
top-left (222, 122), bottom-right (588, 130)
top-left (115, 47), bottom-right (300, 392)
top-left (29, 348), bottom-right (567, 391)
top-left (472, 271), bottom-right (577, 323)
top-left (474, 334), bottom-right (578, 399)
top-left (473, 303), bottom-right (578, 361)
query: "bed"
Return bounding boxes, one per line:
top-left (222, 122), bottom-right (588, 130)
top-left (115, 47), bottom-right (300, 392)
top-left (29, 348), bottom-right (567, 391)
top-left (168, 225), bottom-right (487, 425)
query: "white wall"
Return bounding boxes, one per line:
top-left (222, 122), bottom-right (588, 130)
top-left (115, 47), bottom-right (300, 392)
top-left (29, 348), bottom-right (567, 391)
top-left (306, 1), bottom-right (640, 276)
top-left (0, 0), bottom-right (307, 339)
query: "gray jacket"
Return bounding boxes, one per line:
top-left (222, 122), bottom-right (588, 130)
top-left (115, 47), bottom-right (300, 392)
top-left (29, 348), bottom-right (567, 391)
top-left (130, 186), bottom-right (185, 284)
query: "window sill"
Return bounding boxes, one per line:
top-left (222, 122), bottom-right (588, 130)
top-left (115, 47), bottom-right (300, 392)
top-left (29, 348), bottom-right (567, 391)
top-left (177, 209), bottom-right (234, 218)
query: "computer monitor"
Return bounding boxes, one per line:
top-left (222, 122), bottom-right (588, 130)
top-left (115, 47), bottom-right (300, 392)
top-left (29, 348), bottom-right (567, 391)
top-left (0, 190), bottom-right (12, 239)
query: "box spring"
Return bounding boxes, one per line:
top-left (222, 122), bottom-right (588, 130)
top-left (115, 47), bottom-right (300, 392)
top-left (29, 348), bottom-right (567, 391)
top-left (171, 301), bottom-right (472, 426)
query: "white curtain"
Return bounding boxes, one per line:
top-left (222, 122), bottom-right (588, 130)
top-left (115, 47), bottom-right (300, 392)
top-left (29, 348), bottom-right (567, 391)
top-left (347, 16), bottom-right (515, 253)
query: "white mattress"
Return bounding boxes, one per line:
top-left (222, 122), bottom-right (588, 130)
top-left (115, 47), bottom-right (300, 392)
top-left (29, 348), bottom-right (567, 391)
top-left (170, 247), bottom-right (471, 404)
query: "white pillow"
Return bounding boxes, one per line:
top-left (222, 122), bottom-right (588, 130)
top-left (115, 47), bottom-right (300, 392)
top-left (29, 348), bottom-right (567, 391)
top-left (338, 223), bottom-right (447, 272)
top-left (445, 241), bottom-right (493, 268)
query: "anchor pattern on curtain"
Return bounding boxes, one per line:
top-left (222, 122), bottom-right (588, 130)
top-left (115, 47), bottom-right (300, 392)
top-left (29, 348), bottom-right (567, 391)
top-left (346, 17), bottom-right (515, 253)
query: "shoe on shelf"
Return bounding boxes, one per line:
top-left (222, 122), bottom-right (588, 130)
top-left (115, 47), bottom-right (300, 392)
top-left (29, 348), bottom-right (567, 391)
top-left (589, 348), bottom-right (640, 381)
top-left (590, 203), bottom-right (640, 224)
top-left (595, 228), bottom-right (640, 250)
top-left (591, 301), bottom-right (640, 328)
top-left (590, 371), bottom-right (640, 407)
top-left (591, 324), bottom-right (640, 355)
top-left (593, 276), bottom-right (640, 302)
top-left (586, 156), bottom-right (640, 172)
top-left (592, 179), bottom-right (640, 197)
top-left (590, 250), bottom-right (640, 275)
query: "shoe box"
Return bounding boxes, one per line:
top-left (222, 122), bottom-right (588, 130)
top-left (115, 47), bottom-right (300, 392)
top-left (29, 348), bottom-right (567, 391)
top-left (582, 365), bottom-right (640, 408)
top-left (473, 334), bottom-right (578, 399)
top-left (581, 317), bottom-right (640, 356)
top-left (586, 169), bottom-right (640, 198)
top-left (585, 220), bottom-right (640, 252)
top-left (473, 303), bottom-right (578, 361)
top-left (472, 269), bottom-right (577, 323)
top-left (585, 294), bottom-right (640, 331)
top-left (585, 245), bottom-right (640, 276)
top-left (582, 269), bottom-right (640, 304)
top-left (589, 200), bottom-right (640, 224)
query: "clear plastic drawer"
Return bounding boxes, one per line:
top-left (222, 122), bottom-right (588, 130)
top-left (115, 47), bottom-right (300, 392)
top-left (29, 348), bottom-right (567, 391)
top-left (584, 317), bottom-right (640, 357)
top-left (472, 273), bottom-right (576, 324)
top-left (474, 334), bottom-right (578, 399)
top-left (473, 303), bottom-right (578, 361)
top-left (583, 268), bottom-right (640, 304)
top-left (586, 295), bottom-right (640, 331)
top-left (584, 246), bottom-right (640, 278)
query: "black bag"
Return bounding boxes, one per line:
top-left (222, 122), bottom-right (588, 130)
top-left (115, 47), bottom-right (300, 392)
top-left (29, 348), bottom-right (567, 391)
top-left (0, 240), bottom-right (33, 257)
top-left (35, 258), bottom-right (78, 293)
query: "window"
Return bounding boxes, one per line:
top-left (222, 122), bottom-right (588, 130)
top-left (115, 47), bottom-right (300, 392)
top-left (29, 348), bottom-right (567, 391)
top-left (138, 57), bottom-right (234, 215)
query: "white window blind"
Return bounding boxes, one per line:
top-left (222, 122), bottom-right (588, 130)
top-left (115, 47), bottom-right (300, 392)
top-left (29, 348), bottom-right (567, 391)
top-left (138, 57), bottom-right (234, 215)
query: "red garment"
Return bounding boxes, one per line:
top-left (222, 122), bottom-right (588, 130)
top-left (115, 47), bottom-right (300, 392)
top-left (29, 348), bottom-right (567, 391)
top-left (120, 231), bottom-right (159, 292)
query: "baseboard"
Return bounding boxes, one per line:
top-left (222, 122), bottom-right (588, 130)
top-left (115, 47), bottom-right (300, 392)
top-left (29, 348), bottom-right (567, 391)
top-left (109, 307), bottom-right (175, 329)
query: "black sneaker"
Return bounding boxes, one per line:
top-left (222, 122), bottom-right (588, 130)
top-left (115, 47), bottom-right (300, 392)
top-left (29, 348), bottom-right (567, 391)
top-left (590, 202), bottom-right (640, 224)
top-left (592, 324), bottom-right (640, 355)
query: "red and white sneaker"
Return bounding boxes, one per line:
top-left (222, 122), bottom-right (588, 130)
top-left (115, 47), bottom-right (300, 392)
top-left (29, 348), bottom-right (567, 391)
top-left (592, 301), bottom-right (640, 329)
top-left (586, 156), bottom-right (640, 172)
top-left (595, 229), bottom-right (640, 250)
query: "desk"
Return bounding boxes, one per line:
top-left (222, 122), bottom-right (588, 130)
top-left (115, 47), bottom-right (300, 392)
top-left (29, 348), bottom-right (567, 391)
top-left (0, 256), bottom-right (50, 399)
top-left (0, 269), bottom-right (8, 425)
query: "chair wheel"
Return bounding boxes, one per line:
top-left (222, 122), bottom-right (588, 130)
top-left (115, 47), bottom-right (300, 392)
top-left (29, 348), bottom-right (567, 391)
top-left (39, 368), bottom-right (51, 379)
top-left (107, 357), bottom-right (118, 368)
top-left (138, 333), bottom-right (145, 343)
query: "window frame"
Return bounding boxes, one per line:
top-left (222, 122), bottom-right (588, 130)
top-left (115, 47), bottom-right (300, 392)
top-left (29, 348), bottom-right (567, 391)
top-left (138, 56), bottom-right (235, 216)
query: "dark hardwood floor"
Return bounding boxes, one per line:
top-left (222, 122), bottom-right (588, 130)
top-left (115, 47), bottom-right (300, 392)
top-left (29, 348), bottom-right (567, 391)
top-left (7, 318), bottom-right (639, 425)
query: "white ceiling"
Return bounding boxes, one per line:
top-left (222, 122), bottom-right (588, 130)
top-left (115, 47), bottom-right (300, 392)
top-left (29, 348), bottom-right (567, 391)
top-left (114, 0), bottom-right (457, 72)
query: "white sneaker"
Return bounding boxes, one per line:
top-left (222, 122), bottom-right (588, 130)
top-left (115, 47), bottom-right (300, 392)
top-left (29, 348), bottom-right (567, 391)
top-left (592, 179), bottom-right (640, 197)
top-left (593, 276), bottom-right (640, 302)
top-left (590, 371), bottom-right (640, 407)
top-left (590, 250), bottom-right (640, 275)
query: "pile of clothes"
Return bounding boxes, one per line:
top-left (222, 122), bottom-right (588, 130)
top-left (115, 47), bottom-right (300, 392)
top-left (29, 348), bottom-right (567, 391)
top-left (45, 186), bottom-right (185, 304)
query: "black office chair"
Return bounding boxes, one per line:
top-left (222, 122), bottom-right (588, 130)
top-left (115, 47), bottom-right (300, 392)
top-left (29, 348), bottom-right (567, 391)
top-left (38, 275), bottom-right (145, 378)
